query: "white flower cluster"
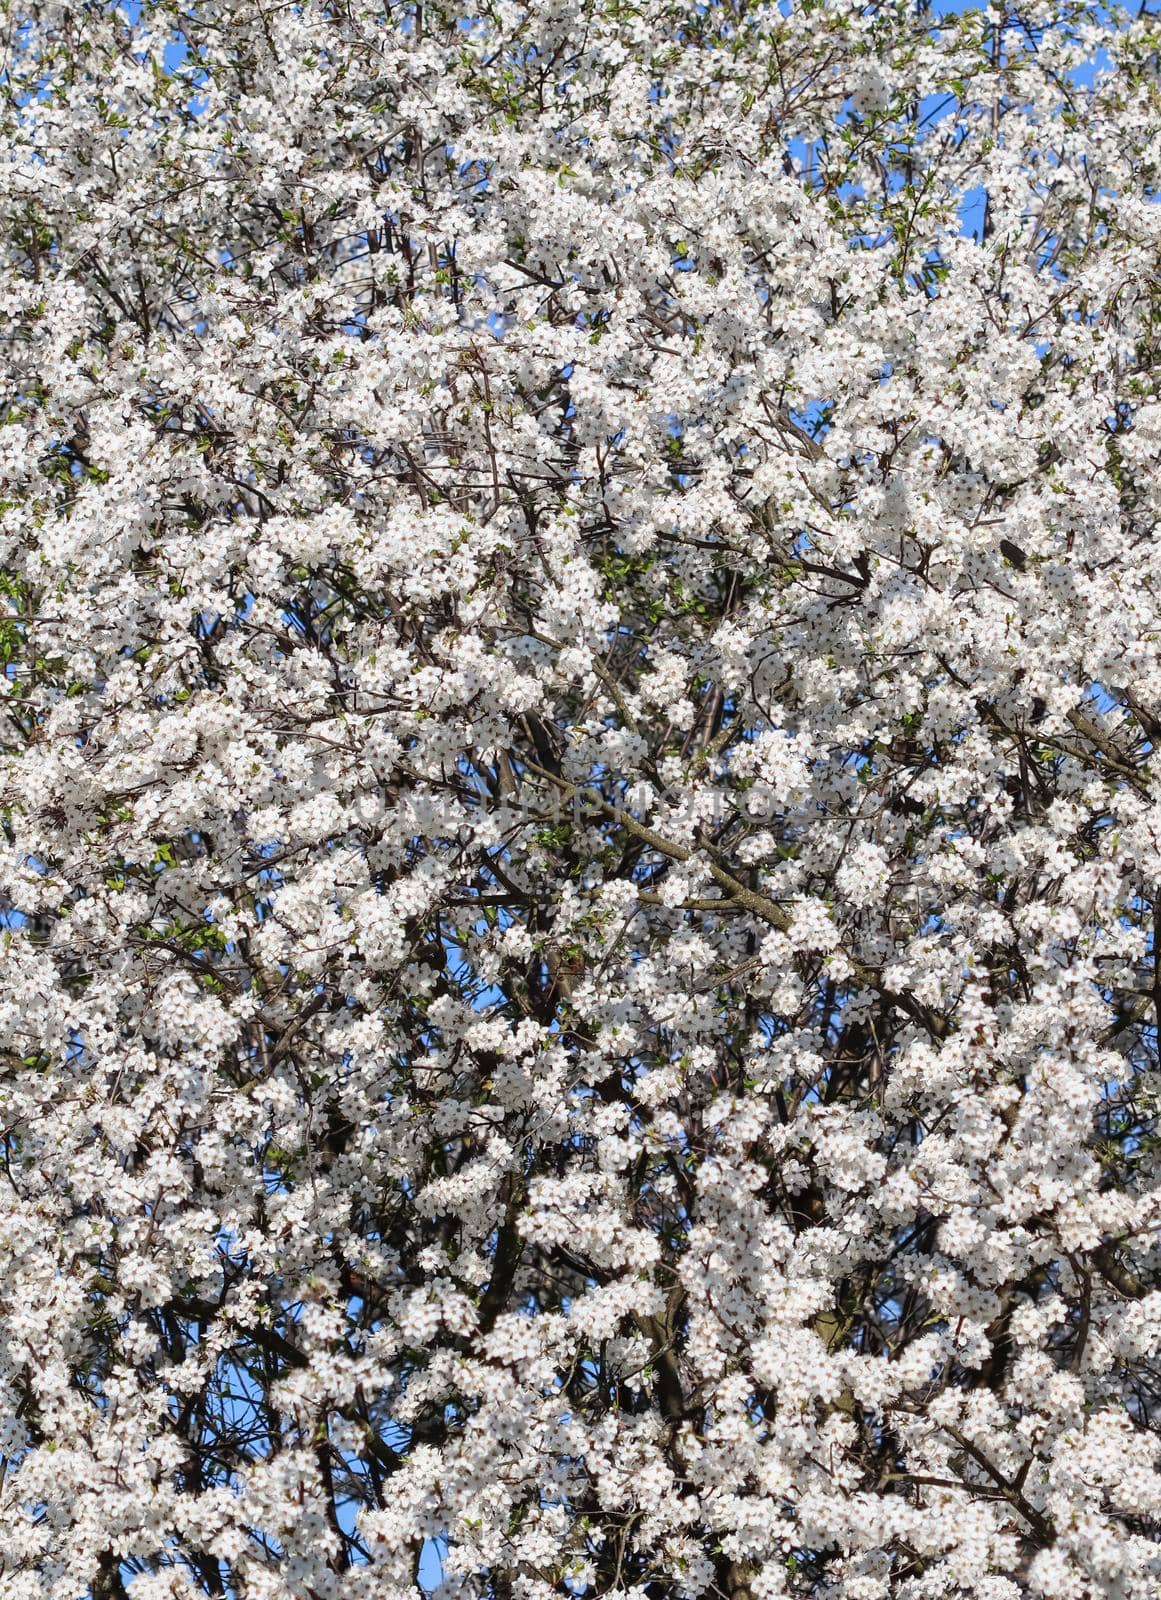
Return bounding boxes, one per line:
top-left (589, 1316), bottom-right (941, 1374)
top-left (0, 3), bottom-right (1159, 1599)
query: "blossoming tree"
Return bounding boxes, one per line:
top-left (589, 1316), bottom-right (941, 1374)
top-left (1, 0), bottom-right (1160, 1595)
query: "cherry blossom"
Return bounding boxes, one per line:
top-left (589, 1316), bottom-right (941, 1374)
top-left (0, 1), bottom-right (1160, 1598)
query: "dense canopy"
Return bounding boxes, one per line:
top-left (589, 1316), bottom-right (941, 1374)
top-left (1, 1), bottom-right (1161, 1597)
